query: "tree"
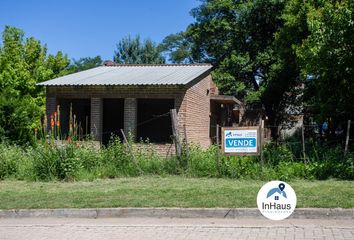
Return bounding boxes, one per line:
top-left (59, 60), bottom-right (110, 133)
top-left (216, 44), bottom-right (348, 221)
top-left (0, 26), bottom-right (70, 144)
top-left (160, 32), bottom-right (196, 63)
top-left (282, 0), bottom-right (354, 121)
top-left (0, 26), bottom-right (70, 97)
top-left (174, 0), bottom-right (302, 139)
top-left (113, 35), bottom-right (165, 64)
top-left (0, 93), bottom-right (40, 144)
top-left (67, 56), bottom-right (102, 73)
top-left (45, 51), bottom-right (70, 78)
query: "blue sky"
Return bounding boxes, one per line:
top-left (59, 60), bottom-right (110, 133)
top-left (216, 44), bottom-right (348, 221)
top-left (0, 0), bottom-right (199, 61)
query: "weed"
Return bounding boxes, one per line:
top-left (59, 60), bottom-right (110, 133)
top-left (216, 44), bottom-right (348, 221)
top-left (0, 140), bottom-right (353, 181)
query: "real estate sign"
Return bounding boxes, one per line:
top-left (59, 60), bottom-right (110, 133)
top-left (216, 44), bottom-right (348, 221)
top-left (222, 127), bottom-right (260, 155)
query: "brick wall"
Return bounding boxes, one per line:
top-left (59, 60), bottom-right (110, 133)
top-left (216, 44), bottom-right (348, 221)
top-left (124, 98), bottom-right (137, 138)
top-left (133, 143), bottom-right (176, 157)
top-left (90, 98), bottom-right (103, 141)
top-left (182, 75), bottom-right (213, 148)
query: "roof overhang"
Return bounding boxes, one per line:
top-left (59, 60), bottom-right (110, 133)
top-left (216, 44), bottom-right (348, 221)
top-left (37, 64), bottom-right (213, 87)
top-left (210, 95), bottom-right (243, 106)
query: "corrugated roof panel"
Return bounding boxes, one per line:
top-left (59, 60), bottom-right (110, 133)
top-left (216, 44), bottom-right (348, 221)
top-left (37, 64), bottom-right (213, 86)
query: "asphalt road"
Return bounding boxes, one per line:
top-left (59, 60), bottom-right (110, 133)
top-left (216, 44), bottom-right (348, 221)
top-left (1, 218), bottom-right (354, 240)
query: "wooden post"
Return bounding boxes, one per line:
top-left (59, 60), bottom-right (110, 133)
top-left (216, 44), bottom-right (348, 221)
top-left (260, 120), bottom-right (264, 166)
top-left (344, 120), bottom-right (351, 156)
top-left (170, 109), bottom-right (181, 158)
top-left (216, 124), bottom-right (220, 174)
top-left (302, 124), bottom-right (306, 164)
top-left (183, 124), bottom-right (189, 159)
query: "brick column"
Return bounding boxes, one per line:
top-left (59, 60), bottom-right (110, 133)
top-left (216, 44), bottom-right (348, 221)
top-left (124, 98), bottom-right (137, 139)
top-left (46, 96), bottom-right (56, 131)
top-left (90, 98), bottom-right (103, 142)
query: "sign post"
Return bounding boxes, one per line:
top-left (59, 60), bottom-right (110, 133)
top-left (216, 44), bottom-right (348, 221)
top-left (222, 127), bottom-right (260, 156)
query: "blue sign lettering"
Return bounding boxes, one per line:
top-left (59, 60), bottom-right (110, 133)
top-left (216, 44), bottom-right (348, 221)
top-left (225, 138), bottom-right (257, 148)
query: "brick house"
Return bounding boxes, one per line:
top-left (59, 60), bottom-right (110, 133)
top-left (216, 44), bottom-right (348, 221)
top-left (38, 62), bottom-right (243, 149)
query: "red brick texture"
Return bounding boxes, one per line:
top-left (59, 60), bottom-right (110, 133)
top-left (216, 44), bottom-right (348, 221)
top-left (124, 98), bottom-right (137, 139)
top-left (182, 75), bottom-right (214, 148)
top-left (90, 98), bottom-right (103, 141)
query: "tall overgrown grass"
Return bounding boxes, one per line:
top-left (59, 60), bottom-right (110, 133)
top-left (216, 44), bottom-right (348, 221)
top-left (0, 139), bottom-right (353, 181)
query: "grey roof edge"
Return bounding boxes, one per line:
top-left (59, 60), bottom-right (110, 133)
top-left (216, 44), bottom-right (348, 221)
top-left (37, 83), bottom-right (187, 87)
top-left (36, 64), bottom-right (213, 87)
top-left (102, 60), bottom-right (212, 67)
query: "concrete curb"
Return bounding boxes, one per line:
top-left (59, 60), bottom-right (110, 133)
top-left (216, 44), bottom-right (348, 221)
top-left (0, 208), bottom-right (353, 219)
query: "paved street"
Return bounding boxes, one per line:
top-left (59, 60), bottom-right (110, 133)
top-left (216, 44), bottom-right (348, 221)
top-left (1, 218), bottom-right (354, 240)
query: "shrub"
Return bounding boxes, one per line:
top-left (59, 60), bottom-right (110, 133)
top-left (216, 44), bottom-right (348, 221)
top-left (31, 143), bottom-right (83, 180)
top-left (263, 143), bottom-right (293, 165)
top-left (0, 139), bottom-right (352, 181)
top-left (187, 145), bottom-right (218, 177)
top-left (135, 144), bottom-right (165, 175)
top-left (0, 93), bottom-right (42, 145)
top-left (0, 143), bottom-right (21, 179)
top-left (275, 161), bottom-right (307, 181)
top-left (101, 137), bottom-right (132, 176)
top-left (75, 146), bottom-right (101, 171)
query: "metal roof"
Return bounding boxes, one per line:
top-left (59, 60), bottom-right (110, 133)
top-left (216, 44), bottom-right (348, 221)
top-left (37, 64), bottom-right (213, 86)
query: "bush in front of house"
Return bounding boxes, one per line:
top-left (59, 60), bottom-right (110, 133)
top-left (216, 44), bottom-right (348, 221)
top-left (30, 143), bottom-right (83, 180)
top-left (0, 139), bottom-right (353, 181)
top-left (0, 143), bottom-right (22, 179)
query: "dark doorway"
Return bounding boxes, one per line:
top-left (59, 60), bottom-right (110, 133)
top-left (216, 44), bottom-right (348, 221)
top-left (137, 99), bottom-right (174, 143)
top-left (102, 98), bottom-right (124, 145)
top-left (58, 99), bottom-right (91, 139)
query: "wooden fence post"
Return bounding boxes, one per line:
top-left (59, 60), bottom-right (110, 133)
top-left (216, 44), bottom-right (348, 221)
top-left (344, 120), bottom-right (351, 156)
top-left (260, 120), bottom-right (264, 166)
top-left (183, 124), bottom-right (189, 160)
top-left (302, 124), bottom-right (307, 164)
top-left (170, 109), bottom-right (181, 158)
top-left (216, 124), bottom-right (220, 174)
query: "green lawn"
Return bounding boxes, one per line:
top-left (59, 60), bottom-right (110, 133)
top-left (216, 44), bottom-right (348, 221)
top-left (0, 177), bottom-right (353, 209)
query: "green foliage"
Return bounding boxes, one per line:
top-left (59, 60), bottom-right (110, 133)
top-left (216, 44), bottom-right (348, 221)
top-left (163, 0), bottom-right (302, 139)
top-left (0, 93), bottom-right (41, 144)
top-left (263, 142), bottom-right (294, 165)
top-left (114, 35), bottom-right (165, 64)
top-left (219, 156), bottom-right (263, 179)
top-left (0, 144), bottom-right (20, 179)
top-left (31, 144), bottom-right (82, 180)
top-left (306, 145), bottom-right (354, 180)
top-left (0, 140), bottom-right (352, 182)
top-left (67, 56), bottom-right (102, 73)
top-left (186, 145), bottom-right (218, 177)
top-left (101, 137), bottom-right (134, 176)
top-left (281, 0), bottom-right (354, 120)
top-left (0, 26), bottom-right (69, 96)
top-left (164, 0), bottom-right (353, 137)
top-left (0, 26), bottom-right (70, 144)
top-left (45, 51), bottom-right (70, 77)
top-left (159, 32), bottom-right (195, 63)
